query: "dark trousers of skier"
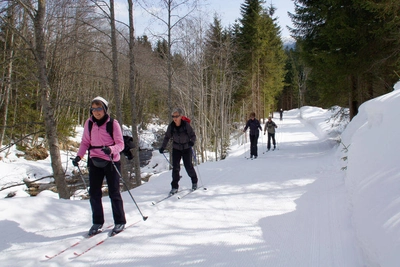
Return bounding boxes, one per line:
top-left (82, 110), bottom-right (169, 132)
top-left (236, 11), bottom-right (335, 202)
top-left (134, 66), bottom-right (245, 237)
top-left (171, 148), bottom-right (198, 189)
top-left (250, 133), bottom-right (259, 157)
top-left (267, 132), bottom-right (276, 150)
top-left (89, 160), bottom-right (126, 225)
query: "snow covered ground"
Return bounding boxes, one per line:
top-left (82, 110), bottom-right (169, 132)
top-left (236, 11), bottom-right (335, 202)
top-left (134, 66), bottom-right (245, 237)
top-left (1, 85), bottom-right (400, 266)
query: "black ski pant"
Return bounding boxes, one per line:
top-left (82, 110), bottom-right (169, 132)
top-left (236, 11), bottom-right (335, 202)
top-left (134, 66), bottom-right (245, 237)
top-left (249, 134), bottom-right (259, 157)
top-left (89, 160), bottom-right (126, 225)
top-left (171, 148), bottom-right (198, 189)
top-left (267, 132), bottom-right (276, 150)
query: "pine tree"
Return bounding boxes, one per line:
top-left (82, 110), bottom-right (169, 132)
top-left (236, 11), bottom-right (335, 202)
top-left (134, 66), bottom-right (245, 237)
top-left (290, 0), bottom-right (400, 117)
top-left (203, 15), bottom-right (237, 160)
top-left (234, 0), bottom-right (286, 118)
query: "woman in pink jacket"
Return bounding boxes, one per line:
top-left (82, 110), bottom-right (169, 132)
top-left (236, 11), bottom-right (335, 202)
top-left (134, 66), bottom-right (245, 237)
top-left (72, 96), bottom-right (126, 236)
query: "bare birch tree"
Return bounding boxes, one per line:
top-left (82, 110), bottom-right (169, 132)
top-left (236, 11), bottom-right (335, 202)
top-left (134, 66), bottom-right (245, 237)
top-left (137, 0), bottom-right (198, 112)
top-left (12, 0), bottom-right (70, 198)
top-left (0, 2), bottom-right (14, 147)
top-left (127, 0), bottom-right (141, 186)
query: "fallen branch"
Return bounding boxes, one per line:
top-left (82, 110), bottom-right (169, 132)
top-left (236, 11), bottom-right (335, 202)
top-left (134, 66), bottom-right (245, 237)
top-left (0, 130), bottom-right (45, 153)
top-left (0, 175), bottom-right (53, 191)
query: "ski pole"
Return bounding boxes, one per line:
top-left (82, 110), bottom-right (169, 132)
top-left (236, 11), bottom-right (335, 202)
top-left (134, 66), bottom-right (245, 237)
top-left (264, 130), bottom-right (266, 149)
top-left (276, 131), bottom-right (279, 150)
top-left (276, 123), bottom-right (280, 150)
top-left (161, 152), bottom-right (173, 168)
top-left (262, 131), bottom-right (266, 154)
top-left (243, 134), bottom-right (245, 156)
top-left (108, 155), bottom-right (148, 221)
top-left (161, 151), bottom-right (183, 179)
top-left (191, 148), bottom-right (207, 190)
top-left (243, 132), bottom-right (247, 158)
top-left (70, 157), bottom-right (89, 195)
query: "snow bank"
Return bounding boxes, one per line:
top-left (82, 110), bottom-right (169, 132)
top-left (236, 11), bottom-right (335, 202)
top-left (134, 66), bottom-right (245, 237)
top-left (340, 89), bottom-right (400, 266)
top-left (394, 80), bottom-right (400, 90)
top-left (300, 106), bottom-right (348, 138)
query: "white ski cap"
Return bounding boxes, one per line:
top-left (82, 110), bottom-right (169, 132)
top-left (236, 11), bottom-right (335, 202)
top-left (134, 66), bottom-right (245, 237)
top-left (91, 96), bottom-right (109, 112)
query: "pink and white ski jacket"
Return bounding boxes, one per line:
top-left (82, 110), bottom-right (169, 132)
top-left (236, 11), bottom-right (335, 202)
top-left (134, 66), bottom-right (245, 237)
top-left (77, 117), bottom-right (124, 162)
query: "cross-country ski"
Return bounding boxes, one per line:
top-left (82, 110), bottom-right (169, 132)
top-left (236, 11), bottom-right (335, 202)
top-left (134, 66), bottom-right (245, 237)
top-left (176, 186), bottom-right (207, 200)
top-left (72, 220), bottom-right (141, 258)
top-left (44, 224), bottom-right (114, 260)
top-left (151, 189), bottom-right (190, 205)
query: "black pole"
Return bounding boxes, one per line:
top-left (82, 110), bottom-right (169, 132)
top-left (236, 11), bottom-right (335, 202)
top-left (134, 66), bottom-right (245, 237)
top-left (70, 157), bottom-right (89, 195)
top-left (108, 155), bottom-right (148, 221)
top-left (162, 152), bottom-right (173, 168)
top-left (191, 148), bottom-right (206, 190)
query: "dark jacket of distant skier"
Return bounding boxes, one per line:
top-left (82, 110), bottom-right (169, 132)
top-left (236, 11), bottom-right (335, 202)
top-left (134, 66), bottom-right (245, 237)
top-left (244, 118), bottom-right (262, 136)
top-left (161, 120), bottom-right (196, 151)
top-left (243, 113), bottom-right (262, 158)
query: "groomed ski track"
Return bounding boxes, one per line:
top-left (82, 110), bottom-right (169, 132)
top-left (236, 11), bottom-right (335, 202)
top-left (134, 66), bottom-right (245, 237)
top-left (1, 111), bottom-right (364, 267)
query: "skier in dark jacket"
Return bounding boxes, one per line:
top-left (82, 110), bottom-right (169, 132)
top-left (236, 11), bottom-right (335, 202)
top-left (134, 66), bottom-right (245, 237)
top-left (243, 112), bottom-right (262, 159)
top-left (159, 108), bottom-right (198, 195)
top-left (264, 116), bottom-right (278, 151)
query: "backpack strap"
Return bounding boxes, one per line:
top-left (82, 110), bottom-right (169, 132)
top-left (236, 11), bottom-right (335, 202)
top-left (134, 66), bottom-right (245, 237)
top-left (88, 120), bottom-right (93, 136)
top-left (106, 117), bottom-right (114, 138)
top-left (88, 117), bottom-right (115, 150)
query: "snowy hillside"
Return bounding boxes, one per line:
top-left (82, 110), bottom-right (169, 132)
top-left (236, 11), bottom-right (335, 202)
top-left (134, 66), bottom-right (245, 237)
top-left (282, 36), bottom-right (296, 49)
top-left (340, 88), bottom-right (400, 266)
top-left (0, 84), bottom-right (400, 266)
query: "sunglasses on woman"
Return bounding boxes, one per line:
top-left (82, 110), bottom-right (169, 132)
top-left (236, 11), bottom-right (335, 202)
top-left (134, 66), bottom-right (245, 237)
top-left (91, 107), bottom-right (103, 112)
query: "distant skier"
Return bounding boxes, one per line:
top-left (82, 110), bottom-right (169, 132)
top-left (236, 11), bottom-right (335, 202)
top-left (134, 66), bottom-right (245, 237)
top-left (264, 116), bottom-right (278, 151)
top-left (279, 109), bottom-right (283, 121)
top-left (72, 96), bottom-right (126, 236)
top-left (159, 108), bottom-right (198, 195)
top-left (243, 112), bottom-right (262, 159)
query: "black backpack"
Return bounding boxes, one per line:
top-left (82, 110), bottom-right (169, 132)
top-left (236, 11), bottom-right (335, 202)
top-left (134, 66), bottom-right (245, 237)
top-left (88, 118), bottom-right (135, 160)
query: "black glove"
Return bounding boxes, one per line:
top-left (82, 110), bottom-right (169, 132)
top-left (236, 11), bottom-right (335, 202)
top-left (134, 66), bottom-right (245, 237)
top-left (72, 156), bottom-right (81, 166)
top-left (101, 146), bottom-right (111, 155)
top-left (188, 141), bottom-right (194, 147)
top-left (159, 147), bottom-right (164, 154)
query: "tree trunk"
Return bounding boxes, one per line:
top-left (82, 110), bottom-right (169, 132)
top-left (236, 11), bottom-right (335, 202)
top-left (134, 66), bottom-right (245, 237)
top-left (0, 5), bottom-right (14, 147)
top-left (109, 0), bottom-right (123, 123)
top-left (34, 0), bottom-right (69, 199)
top-left (349, 75), bottom-right (359, 120)
top-left (167, 2), bottom-right (173, 112)
top-left (109, 0), bottom-right (131, 187)
top-left (128, 0), bottom-right (141, 187)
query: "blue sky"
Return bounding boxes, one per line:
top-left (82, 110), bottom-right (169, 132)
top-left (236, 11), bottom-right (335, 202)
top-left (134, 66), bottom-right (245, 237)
top-left (115, 0), bottom-right (295, 38)
top-left (207, 0), bottom-right (295, 37)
